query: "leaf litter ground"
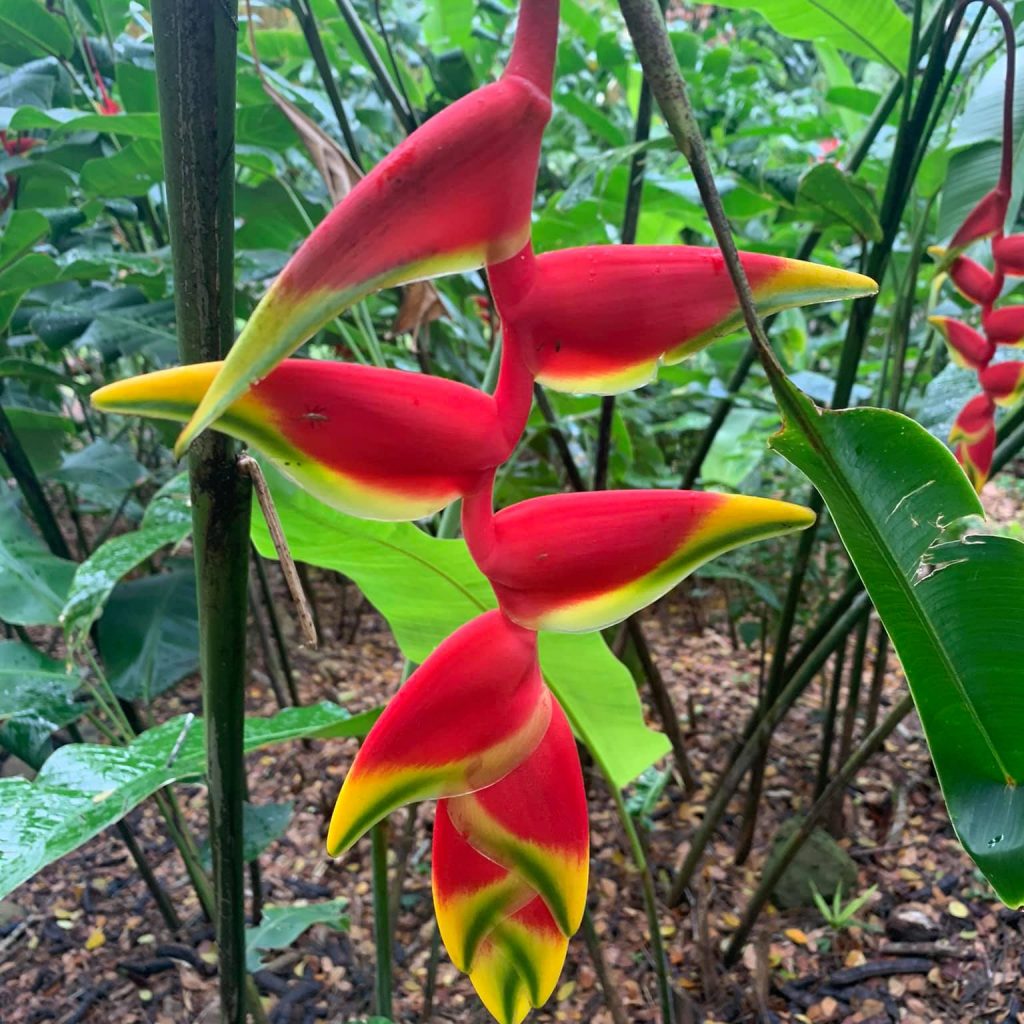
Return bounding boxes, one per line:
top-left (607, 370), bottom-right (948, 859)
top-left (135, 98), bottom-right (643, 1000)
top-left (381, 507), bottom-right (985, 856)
top-left (1, 488), bottom-right (1023, 1024)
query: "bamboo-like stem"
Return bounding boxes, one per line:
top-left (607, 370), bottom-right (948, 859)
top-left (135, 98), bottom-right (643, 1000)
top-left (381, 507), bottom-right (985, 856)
top-left (668, 595), bottom-right (870, 905)
top-left (252, 549), bottom-right (301, 705)
top-left (627, 617), bottom-right (696, 793)
top-left (371, 821), bottom-right (393, 1019)
top-left (534, 384), bottom-right (588, 491)
top-left (813, 636), bottom-right (848, 801)
top-left (594, 7), bottom-right (661, 492)
top-left (606, 777), bottom-right (676, 1023)
top-left (333, 0), bottom-right (416, 132)
top-left (863, 620), bottom-right (890, 735)
top-left (248, 578), bottom-right (291, 709)
top-left (581, 906), bottom-right (629, 1024)
top-left (421, 922), bottom-right (442, 1022)
top-left (150, 5), bottom-right (253, 1023)
top-left (723, 692), bottom-right (915, 965)
top-left (0, 400), bottom-right (72, 559)
top-left (288, 0), bottom-right (363, 166)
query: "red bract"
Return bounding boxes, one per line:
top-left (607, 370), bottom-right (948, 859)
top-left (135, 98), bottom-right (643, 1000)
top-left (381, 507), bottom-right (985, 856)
top-left (928, 246), bottom-right (1002, 306)
top-left (949, 186), bottom-right (1010, 252)
top-left (433, 700), bottom-right (587, 1024)
top-left (489, 244), bottom-right (876, 394)
top-left (982, 305), bottom-right (1024, 347)
top-left (92, 360), bottom-right (522, 520)
top-left (980, 360), bottom-right (1024, 407)
top-left (929, 316), bottom-right (995, 370)
top-left (994, 234), bottom-right (1024, 276)
top-left (173, 0), bottom-right (559, 458)
top-left (463, 484), bottom-right (815, 632)
top-left (326, 610), bottom-right (551, 857)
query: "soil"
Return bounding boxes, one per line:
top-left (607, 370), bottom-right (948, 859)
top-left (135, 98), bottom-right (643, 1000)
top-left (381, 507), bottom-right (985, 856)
top-left (2, 486), bottom-right (1022, 1024)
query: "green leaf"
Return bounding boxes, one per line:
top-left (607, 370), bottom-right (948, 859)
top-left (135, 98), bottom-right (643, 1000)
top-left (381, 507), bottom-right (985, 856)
top-left (712, 0), bottom-right (910, 71)
top-left (798, 163), bottom-right (882, 241)
top-left (423, 0), bottom-right (474, 50)
top-left (0, 405), bottom-right (74, 476)
top-left (0, 489), bottom-right (76, 626)
top-left (0, 0), bottom-right (74, 59)
top-left (7, 107), bottom-right (163, 139)
top-left (51, 437), bottom-right (148, 508)
top-left (61, 473), bottom-right (192, 644)
top-left (250, 466), bottom-right (668, 787)
top-left (769, 375), bottom-right (1024, 906)
top-left (200, 801), bottom-right (294, 870)
top-left (80, 140), bottom-right (165, 199)
top-left (97, 567), bottom-right (199, 703)
top-left (0, 210), bottom-right (50, 270)
top-left (245, 899), bottom-right (349, 973)
top-left (0, 642), bottom-right (88, 767)
top-left (538, 633), bottom-right (669, 786)
top-left (0, 702), bottom-right (378, 899)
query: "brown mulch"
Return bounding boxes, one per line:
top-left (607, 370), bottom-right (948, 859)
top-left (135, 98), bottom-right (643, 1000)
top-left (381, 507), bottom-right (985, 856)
top-left (2, 488), bottom-right (1023, 1024)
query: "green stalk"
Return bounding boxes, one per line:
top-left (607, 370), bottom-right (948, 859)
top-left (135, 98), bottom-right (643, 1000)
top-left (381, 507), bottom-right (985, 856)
top-left (0, 400), bottom-right (72, 559)
top-left (150, 4), bottom-right (253, 1022)
top-left (371, 822), bottom-right (393, 1018)
top-left (605, 774), bottom-right (675, 1024)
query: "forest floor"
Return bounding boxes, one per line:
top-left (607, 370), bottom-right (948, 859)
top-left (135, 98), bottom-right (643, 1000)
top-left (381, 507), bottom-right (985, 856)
top-left (2, 486), bottom-right (1023, 1024)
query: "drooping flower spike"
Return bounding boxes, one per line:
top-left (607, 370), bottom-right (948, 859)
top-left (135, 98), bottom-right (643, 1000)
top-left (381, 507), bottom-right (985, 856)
top-left (433, 700), bottom-right (588, 1024)
top-left (993, 234), bottom-right (1024, 276)
top-left (173, 0), bottom-right (559, 458)
top-left (488, 244), bottom-right (877, 394)
top-left (92, 360), bottom-right (526, 521)
top-left (326, 610), bottom-right (551, 856)
top-left (462, 483), bottom-right (816, 632)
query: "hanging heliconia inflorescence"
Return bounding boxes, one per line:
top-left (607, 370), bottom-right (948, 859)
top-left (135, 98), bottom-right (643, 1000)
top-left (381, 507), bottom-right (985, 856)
top-left (929, 0), bottom-right (1021, 491)
top-left (92, 2), bottom-right (878, 1020)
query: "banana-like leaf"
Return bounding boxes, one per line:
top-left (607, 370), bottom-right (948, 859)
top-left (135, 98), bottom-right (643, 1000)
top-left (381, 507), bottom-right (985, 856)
top-left (0, 702), bottom-right (378, 899)
top-left (769, 375), bottom-right (1024, 906)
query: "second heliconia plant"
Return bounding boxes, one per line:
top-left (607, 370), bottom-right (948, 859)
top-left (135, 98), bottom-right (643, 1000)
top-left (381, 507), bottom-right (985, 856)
top-left (91, 2), bottom-right (879, 1020)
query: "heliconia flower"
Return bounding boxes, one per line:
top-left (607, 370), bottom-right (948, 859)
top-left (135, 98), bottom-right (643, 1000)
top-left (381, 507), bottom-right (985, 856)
top-left (462, 485), bottom-right (815, 632)
top-left (982, 305), bottom-right (1024, 347)
top-left (172, 0), bottom-right (559, 459)
top-left (993, 234), bottom-right (1024, 277)
top-left (949, 394), bottom-right (996, 493)
top-left (326, 610), bottom-right (551, 856)
top-left (949, 186), bottom-right (1010, 252)
top-left (487, 244), bottom-right (877, 394)
top-left (979, 360), bottom-right (1024, 407)
top-left (928, 316), bottom-right (995, 370)
top-left (927, 246), bottom-right (1002, 306)
top-left (433, 700), bottom-right (587, 1024)
top-left (91, 359), bottom-right (522, 521)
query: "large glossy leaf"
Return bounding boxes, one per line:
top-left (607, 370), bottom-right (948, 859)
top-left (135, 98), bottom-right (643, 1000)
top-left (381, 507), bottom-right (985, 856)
top-left (0, 641), bottom-right (88, 768)
top-left (712, 0), bottom-right (910, 71)
top-left (0, 702), bottom-right (378, 899)
top-left (769, 375), bottom-right (1024, 906)
top-left (97, 566), bottom-right (200, 703)
top-left (250, 466), bottom-right (670, 787)
top-left (0, 489), bottom-right (76, 627)
top-left (62, 473), bottom-right (191, 645)
top-left (0, 0), bottom-right (74, 60)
